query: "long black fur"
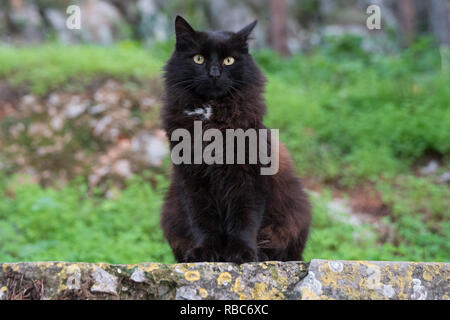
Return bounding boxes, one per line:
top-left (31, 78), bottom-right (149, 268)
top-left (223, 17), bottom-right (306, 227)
top-left (160, 16), bottom-right (311, 263)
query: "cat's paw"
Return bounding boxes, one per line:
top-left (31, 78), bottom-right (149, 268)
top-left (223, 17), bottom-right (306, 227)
top-left (184, 246), bottom-right (222, 262)
top-left (257, 250), bottom-right (269, 262)
top-left (225, 242), bottom-right (258, 264)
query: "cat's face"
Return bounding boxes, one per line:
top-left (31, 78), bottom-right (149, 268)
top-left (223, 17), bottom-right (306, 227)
top-left (164, 16), bottom-right (262, 100)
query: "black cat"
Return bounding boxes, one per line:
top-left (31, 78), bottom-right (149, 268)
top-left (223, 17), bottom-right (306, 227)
top-left (160, 16), bottom-right (311, 263)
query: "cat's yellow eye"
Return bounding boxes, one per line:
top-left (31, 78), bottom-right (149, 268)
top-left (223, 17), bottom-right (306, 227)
top-left (193, 54), bottom-right (205, 64)
top-left (223, 56), bottom-right (235, 66)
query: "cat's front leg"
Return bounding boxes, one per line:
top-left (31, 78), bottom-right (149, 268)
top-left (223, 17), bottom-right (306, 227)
top-left (226, 236), bottom-right (259, 264)
top-left (223, 200), bottom-right (266, 263)
top-left (181, 193), bottom-right (225, 262)
top-left (184, 245), bottom-right (223, 262)
top-left (221, 173), bottom-right (269, 263)
top-left (184, 227), bottom-right (225, 262)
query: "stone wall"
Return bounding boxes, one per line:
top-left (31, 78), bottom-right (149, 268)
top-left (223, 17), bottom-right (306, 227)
top-left (0, 259), bottom-right (448, 300)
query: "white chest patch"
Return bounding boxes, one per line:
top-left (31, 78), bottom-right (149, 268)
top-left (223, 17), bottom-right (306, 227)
top-left (184, 104), bottom-right (213, 120)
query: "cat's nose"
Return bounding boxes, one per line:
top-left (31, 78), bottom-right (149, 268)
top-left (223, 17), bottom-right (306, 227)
top-left (209, 65), bottom-right (221, 79)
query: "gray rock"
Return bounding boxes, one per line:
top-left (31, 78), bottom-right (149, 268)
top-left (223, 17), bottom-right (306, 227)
top-left (296, 259), bottom-right (449, 300)
top-left (131, 131), bottom-right (168, 166)
top-left (9, 2), bottom-right (43, 42)
top-left (130, 268), bottom-right (146, 283)
top-left (90, 267), bottom-right (118, 295)
top-left (175, 286), bottom-right (202, 300)
top-left (44, 9), bottom-right (77, 44)
top-left (437, 172), bottom-right (450, 184)
top-left (89, 104), bottom-right (107, 115)
top-left (65, 99), bottom-right (88, 118)
top-left (420, 160), bottom-right (440, 175)
top-left (81, 0), bottom-right (123, 44)
top-left (0, 286), bottom-right (7, 300)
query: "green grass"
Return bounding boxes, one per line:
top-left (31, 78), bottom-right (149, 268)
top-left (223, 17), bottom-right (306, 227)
top-left (0, 38), bottom-right (449, 263)
top-left (1, 173), bottom-right (447, 263)
top-left (255, 38), bottom-right (450, 185)
top-left (0, 174), bottom-right (174, 264)
top-left (0, 42), bottom-right (164, 95)
top-left (303, 191), bottom-right (395, 262)
top-left (303, 178), bottom-right (450, 262)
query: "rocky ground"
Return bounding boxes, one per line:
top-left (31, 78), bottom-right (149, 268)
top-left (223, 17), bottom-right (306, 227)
top-left (0, 79), bottom-right (168, 191)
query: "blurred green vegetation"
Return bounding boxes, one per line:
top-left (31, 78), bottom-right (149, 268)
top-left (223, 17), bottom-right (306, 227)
top-left (1, 172), bottom-right (447, 263)
top-left (258, 36), bottom-right (450, 185)
top-left (0, 173), bottom-right (175, 263)
top-left (0, 43), bottom-right (162, 95)
top-left (0, 37), bottom-right (449, 263)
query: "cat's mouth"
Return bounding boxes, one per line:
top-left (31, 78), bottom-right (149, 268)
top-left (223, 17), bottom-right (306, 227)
top-left (209, 85), bottom-right (227, 97)
top-left (197, 81), bottom-right (229, 98)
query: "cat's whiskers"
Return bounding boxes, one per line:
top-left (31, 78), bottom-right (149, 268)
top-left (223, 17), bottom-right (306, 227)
top-left (167, 79), bottom-right (195, 89)
top-left (225, 87), bottom-right (238, 101)
top-left (227, 85), bottom-right (245, 101)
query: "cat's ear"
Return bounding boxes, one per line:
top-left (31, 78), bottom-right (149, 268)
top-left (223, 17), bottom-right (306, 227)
top-left (174, 16), bottom-right (197, 51)
top-left (175, 16), bottom-right (195, 39)
top-left (236, 20), bottom-right (257, 39)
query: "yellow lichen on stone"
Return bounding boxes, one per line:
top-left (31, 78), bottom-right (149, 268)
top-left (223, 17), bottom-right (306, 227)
top-left (344, 285), bottom-right (357, 299)
top-left (5, 264), bottom-right (20, 272)
top-left (55, 265), bottom-right (69, 293)
top-left (276, 275), bottom-right (289, 290)
top-left (422, 264), bottom-right (440, 282)
top-left (126, 264), bottom-right (137, 269)
top-left (267, 266), bottom-right (289, 290)
top-left (184, 270), bottom-right (201, 282)
top-left (316, 262), bottom-right (359, 298)
top-left (394, 264), bottom-right (415, 300)
top-left (320, 272), bottom-right (338, 288)
top-left (66, 264), bottom-right (80, 274)
top-left (251, 282), bottom-right (285, 300)
top-left (140, 263), bottom-right (160, 272)
top-left (56, 269), bottom-right (69, 293)
top-left (0, 286), bottom-right (7, 300)
top-left (422, 270), bottom-right (433, 282)
top-left (54, 263), bottom-right (84, 294)
top-left (198, 288), bottom-right (208, 298)
top-left (34, 262), bottom-right (50, 270)
top-left (300, 286), bottom-right (334, 300)
top-left (217, 272), bottom-right (232, 286)
top-left (353, 262), bottom-right (381, 299)
top-left (96, 263), bottom-right (110, 270)
top-left (252, 283), bottom-right (267, 299)
top-left (356, 261), bottom-right (379, 269)
top-left (174, 264), bottom-right (188, 274)
top-left (231, 277), bottom-right (244, 296)
top-left (0, 260), bottom-right (447, 300)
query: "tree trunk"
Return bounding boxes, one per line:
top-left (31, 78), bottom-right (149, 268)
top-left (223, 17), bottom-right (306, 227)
top-left (429, 0), bottom-right (450, 46)
top-left (398, 0), bottom-right (416, 47)
top-left (429, 0), bottom-right (450, 72)
top-left (270, 0), bottom-right (290, 56)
